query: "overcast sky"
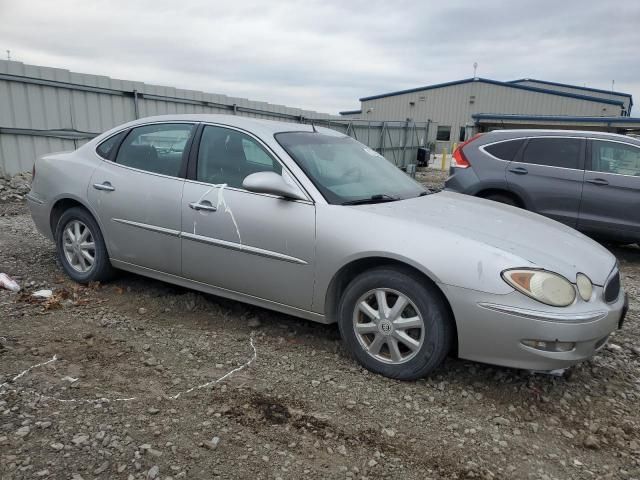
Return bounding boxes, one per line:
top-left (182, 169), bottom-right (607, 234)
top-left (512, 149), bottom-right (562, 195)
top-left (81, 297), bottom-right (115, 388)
top-left (1, 0), bottom-right (638, 114)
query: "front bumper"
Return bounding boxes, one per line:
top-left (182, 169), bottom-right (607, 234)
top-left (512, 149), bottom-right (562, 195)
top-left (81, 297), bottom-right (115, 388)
top-left (441, 283), bottom-right (627, 371)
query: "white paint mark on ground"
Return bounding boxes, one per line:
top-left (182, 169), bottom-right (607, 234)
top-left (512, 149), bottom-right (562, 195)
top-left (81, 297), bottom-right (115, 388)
top-left (0, 335), bottom-right (257, 404)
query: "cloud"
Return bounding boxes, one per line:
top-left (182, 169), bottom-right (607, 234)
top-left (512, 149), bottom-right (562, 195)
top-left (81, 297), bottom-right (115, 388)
top-left (0, 0), bottom-right (638, 114)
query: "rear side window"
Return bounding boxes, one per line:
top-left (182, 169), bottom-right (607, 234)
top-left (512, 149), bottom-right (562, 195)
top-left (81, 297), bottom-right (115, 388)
top-left (96, 131), bottom-right (126, 159)
top-left (483, 139), bottom-right (525, 161)
top-left (521, 138), bottom-right (582, 169)
top-left (115, 123), bottom-right (194, 177)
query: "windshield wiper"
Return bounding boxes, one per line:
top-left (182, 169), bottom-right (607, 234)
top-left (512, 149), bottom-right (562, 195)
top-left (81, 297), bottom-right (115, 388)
top-left (341, 194), bottom-right (400, 206)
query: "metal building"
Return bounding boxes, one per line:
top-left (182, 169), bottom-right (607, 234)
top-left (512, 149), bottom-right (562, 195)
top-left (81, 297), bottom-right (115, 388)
top-left (339, 77), bottom-right (637, 150)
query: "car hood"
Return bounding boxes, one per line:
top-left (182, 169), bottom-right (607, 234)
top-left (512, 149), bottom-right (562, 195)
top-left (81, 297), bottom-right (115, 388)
top-left (354, 191), bottom-right (616, 285)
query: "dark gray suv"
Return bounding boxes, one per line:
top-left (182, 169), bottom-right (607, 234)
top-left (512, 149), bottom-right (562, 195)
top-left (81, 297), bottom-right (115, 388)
top-left (444, 130), bottom-right (640, 243)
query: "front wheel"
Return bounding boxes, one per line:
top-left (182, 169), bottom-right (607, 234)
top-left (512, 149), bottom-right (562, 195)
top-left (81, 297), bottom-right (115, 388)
top-left (337, 267), bottom-right (453, 380)
top-left (55, 207), bottom-right (114, 283)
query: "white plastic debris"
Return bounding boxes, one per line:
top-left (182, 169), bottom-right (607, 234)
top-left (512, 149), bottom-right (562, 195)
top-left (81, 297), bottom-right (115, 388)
top-left (61, 376), bottom-right (79, 383)
top-left (32, 289), bottom-right (53, 299)
top-left (0, 273), bottom-right (20, 292)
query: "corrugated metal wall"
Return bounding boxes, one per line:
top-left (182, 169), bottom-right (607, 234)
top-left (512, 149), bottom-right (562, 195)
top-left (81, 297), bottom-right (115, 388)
top-left (353, 79), bottom-right (626, 150)
top-left (0, 60), bottom-right (429, 176)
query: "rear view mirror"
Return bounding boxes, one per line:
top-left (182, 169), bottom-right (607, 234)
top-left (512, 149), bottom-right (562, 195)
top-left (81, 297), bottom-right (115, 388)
top-left (242, 172), bottom-right (307, 201)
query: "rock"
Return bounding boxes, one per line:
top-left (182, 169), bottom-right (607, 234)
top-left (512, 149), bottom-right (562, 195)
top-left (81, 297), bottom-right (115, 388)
top-left (15, 426), bottom-right (30, 437)
top-left (138, 307), bottom-right (148, 315)
top-left (35, 469), bottom-right (50, 477)
top-left (337, 445), bottom-right (347, 455)
top-left (368, 459), bottom-right (378, 467)
top-left (148, 407), bottom-right (160, 415)
top-left (493, 417), bottom-right (510, 426)
top-left (94, 462), bottom-right (109, 474)
top-left (311, 380), bottom-right (320, 387)
top-left (584, 435), bottom-right (600, 449)
top-left (382, 428), bottom-right (396, 437)
top-left (50, 442), bottom-right (64, 451)
top-left (72, 433), bottom-right (89, 446)
top-left (247, 317), bottom-right (261, 328)
top-left (144, 357), bottom-right (158, 367)
top-left (204, 436), bottom-right (220, 450)
top-left (561, 429), bottom-right (574, 439)
top-left (147, 465), bottom-right (159, 479)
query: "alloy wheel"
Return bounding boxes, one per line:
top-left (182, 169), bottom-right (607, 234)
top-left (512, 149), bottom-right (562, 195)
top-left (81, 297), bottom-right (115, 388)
top-left (352, 288), bottom-right (425, 364)
top-left (62, 220), bottom-right (96, 273)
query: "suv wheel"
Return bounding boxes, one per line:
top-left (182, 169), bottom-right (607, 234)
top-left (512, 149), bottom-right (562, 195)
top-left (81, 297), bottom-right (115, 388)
top-left (337, 267), bottom-right (453, 380)
top-left (55, 207), bottom-right (114, 283)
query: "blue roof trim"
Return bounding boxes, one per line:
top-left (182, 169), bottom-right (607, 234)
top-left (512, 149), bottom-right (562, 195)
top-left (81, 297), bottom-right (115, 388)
top-left (472, 113), bottom-right (640, 124)
top-left (339, 109), bottom-right (362, 115)
top-left (359, 78), bottom-right (625, 106)
top-left (508, 78), bottom-right (632, 100)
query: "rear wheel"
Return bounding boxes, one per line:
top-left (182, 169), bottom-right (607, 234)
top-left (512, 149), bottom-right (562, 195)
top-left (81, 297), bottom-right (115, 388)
top-left (55, 207), bottom-right (114, 283)
top-left (337, 267), bottom-right (453, 380)
top-left (484, 193), bottom-right (519, 207)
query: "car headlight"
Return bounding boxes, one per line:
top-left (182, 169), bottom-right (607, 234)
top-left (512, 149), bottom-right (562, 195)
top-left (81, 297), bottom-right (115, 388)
top-left (502, 269), bottom-right (575, 307)
top-left (576, 273), bottom-right (593, 301)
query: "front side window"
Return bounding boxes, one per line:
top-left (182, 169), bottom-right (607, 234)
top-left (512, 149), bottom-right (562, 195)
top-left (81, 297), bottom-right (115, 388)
top-left (115, 123), bottom-right (194, 176)
top-left (276, 132), bottom-right (425, 205)
top-left (436, 126), bottom-right (451, 141)
top-left (96, 131), bottom-right (126, 160)
top-left (520, 138), bottom-right (582, 169)
top-left (591, 140), bottom-right (640, 176)
top-left (197, 126), bottom-right (281, 188)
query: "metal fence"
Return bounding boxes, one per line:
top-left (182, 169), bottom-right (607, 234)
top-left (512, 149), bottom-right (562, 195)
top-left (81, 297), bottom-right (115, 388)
top-left (0, 60), bottom-right (429, 176)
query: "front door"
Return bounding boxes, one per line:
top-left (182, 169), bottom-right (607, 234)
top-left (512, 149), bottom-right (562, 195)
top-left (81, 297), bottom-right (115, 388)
top-left (88, 122), bottom-right (196, 275)
top-left (180, 124), bottom-right (316, 310)
top-left (578, 139), bottom-right (640, 240)
top-left (506, 137), bottom-right (585, 227)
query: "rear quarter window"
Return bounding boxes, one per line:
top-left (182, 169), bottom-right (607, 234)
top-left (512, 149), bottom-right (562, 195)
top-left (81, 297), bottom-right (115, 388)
top-left (96, 131), bottom-right (127, 159)
top-left (483, 139), bottom-right (525, 161)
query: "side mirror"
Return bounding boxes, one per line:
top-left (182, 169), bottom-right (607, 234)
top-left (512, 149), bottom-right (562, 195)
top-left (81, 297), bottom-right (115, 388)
top-left (242, 171), bottom-right (307, 201)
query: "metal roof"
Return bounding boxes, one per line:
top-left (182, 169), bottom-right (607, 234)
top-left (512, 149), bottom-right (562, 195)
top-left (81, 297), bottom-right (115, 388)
top-left (359, 78), bottom-right (626, 106)
top-left (508, 78), bottom-right (632, 99)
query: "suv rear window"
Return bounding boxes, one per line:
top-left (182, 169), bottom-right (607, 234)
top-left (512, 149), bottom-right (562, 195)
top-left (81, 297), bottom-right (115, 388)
top-left (484, 139), bottom-right (524, 161)
top-left (520, 138), bottom-right (582, 169)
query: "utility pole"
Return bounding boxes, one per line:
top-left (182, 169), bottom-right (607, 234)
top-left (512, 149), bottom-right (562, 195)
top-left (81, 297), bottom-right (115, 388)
top-left (6, 50), bottom-right (11, 61)
top-left (473, 62), bottom-right (478, 79)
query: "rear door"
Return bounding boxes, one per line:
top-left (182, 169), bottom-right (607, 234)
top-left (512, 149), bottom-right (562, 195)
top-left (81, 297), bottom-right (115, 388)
top-left (505, 136), bottom-right (585, 227)
top-left (578, 139), bottom-right (640, 240)
top-left (88, 122), bottom-right (196, 275)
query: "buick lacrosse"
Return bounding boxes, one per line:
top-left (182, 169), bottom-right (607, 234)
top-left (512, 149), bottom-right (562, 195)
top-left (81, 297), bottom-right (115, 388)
top-left (27, 115), bottom-right (628, 379)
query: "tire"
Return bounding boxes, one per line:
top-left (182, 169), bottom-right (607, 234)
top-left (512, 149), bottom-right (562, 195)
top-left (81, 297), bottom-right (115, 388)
top-left (337, 267), bottom-right (453, 380)
top-left (55, 206), bottom-right (114, 283)
top-left (484, 193), bottom-right (519, 207)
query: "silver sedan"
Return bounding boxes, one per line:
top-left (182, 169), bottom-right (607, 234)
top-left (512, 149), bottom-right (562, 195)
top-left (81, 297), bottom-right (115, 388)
top-left (26, 115), bottom-right (628, 379)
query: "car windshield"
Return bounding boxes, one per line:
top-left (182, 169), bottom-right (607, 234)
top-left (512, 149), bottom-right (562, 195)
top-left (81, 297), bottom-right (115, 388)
top-left (275, 132), bottom-right (427, 205)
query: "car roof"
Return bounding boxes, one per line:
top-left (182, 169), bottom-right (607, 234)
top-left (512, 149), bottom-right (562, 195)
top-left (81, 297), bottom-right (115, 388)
top-left (483, 129), bottom-right (640, 145)
top-left (114, 114), bottom-right (344, 138)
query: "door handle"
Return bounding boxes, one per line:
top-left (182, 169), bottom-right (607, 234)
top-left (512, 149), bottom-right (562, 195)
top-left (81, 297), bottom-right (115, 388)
top-left (93, 182), bottom-right (115, 192)
top-left (586, 178), bottom-right (609, 186)
top-left (189, 201), bottom-right (217, 212)
top-left (508, 166), bottom-right (528, 175)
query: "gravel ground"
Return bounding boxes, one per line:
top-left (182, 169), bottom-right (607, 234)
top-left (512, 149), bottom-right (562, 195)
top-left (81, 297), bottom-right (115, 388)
top-left (0, 170), bottom-right (639, 480)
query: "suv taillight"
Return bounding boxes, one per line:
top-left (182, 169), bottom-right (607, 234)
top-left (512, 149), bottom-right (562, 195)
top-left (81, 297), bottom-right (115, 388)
top-left (452, 133), bottom-right (484, 169)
